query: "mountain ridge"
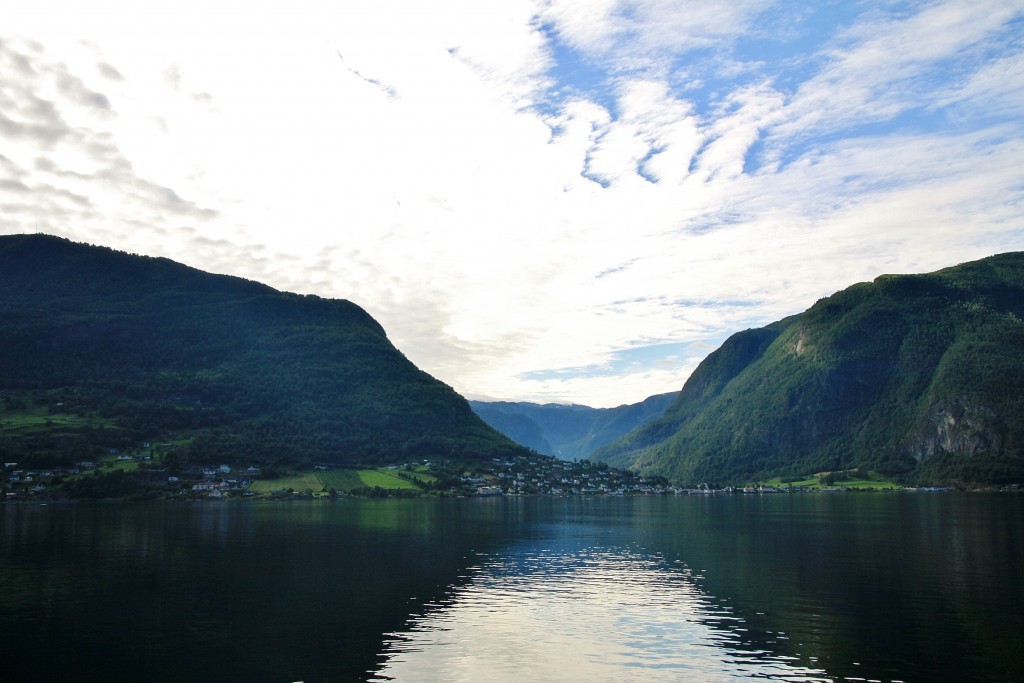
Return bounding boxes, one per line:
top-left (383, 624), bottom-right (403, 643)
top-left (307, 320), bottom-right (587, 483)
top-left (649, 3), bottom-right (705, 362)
top-left (0, 234), bottom-right (527, 468)
top-left (469, 393), bottom-right (676, 460)
top-left (595, 253), bottom-right (1024, 487)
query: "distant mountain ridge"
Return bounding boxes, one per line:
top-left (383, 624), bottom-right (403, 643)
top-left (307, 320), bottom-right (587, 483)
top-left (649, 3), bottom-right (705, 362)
top-left (595, 253), bottom-right (1024, 487)
top-left (469, 393), bottom-right (676, 460)
top-left (0, 234), bottom-right (527, 468)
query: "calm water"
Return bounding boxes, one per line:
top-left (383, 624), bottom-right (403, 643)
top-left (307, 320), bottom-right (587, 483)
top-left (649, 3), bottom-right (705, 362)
top-left (1, 494), bottom-right (1022, 682)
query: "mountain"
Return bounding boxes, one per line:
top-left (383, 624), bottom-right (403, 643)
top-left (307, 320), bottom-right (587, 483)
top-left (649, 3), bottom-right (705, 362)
top-left (469, 393), bottom-right (676, 460)
top-left (0, 234), bottom-right (527, 468)
top-left (595, 253), bottom-right (1024, 487)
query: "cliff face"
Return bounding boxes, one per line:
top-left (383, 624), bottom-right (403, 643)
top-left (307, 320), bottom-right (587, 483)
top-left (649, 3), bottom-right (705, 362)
top-left (908, 399), bottom-right (1012, 462)
top-left (596, 253), bottom-right (1024, 486)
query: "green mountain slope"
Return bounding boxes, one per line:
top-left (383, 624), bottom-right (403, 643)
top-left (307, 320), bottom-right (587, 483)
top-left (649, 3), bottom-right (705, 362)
top-left (595, 253), bottom-right (1024, 486)
top-left (469, 393), bottom-right (676, 461)
top-left (0, 234), bottom-right (527, 468)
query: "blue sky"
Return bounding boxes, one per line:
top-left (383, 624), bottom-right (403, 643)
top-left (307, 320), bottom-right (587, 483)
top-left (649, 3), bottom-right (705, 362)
top-left (2, 0), bottom-right (1023, 407)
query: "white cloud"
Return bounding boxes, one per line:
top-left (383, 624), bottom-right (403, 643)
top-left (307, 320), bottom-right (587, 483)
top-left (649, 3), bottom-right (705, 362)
top-left (579, 79), bottom-right (702, 186)
top-left (696, 81), bottom-right (784, 179)
top-left (776, 0), bottom-right (1023, 137)
top-left (2, 0), bottom-right (1023, 408)
top-left (935, 51), bottom-right (1024, 119)
top-left (540, 0), bottom-right (777, 65)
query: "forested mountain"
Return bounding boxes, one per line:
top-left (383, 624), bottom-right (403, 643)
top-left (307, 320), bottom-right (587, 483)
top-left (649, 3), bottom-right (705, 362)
top-left (469, 393), bottom-right (676, 460)
top-left (0, 234), bottom-right (527, 468)
top-left (595, 253), bottom-right (1024, 487)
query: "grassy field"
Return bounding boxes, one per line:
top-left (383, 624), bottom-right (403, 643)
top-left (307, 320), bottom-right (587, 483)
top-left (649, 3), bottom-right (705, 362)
top-left (103, 459), bottom-right (142, 473)
top-left (248, 472), bottom-right (325, 494)
top-left (0, 410), bottom-right (115, 434)
top-left (406, 466), bottom-right (438, 484)
top-left (354, 469), bottom-right (422, 491)
top-left (826, 476), bottom-right (900, 490)
top-left (246, 467), bottom-right (427, 496)
top-left (60, 454), bottom-right (149, 481)
top-left (316, 469), bottom-right (364, 491)
top-left (761, 472), bottom-right (900, 489)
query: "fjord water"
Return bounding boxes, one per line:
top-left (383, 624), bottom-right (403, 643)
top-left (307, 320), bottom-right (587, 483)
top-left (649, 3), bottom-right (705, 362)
top-left (1, 495), bottom-right (1021, 682)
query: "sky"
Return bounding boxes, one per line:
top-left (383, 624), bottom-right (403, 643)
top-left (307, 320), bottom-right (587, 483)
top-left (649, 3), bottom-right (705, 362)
top-left (2, 1), bottom-right (1023, 408)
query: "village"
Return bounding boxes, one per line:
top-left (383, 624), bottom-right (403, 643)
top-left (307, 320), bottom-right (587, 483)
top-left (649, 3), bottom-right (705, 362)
top-left (2, 443), bottom-right (926, 501)
top-left (473, 455), bottom-right (672, 496)
top-left (0, 441), bottom-right (684, 500)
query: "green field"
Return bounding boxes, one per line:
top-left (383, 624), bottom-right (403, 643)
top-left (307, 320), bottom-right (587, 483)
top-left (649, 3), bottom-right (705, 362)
top-left (248, 472), bottom-right (326, 494)
top-left (355, 469), bottom-right (422, 491)
top-left (406, 466), bottom-right (438, 484)
top-left (0, 410), bottom-right (115, 434)
top-left (104, 459), bottom-right (142, 473)
top-left (316, 469), bottom-right (365, 491)
top-left (246, 467), bottom-right (428, 496)
top-left (319, 467), bottom-right (429, 492)
top-left (761, 471), bottom-right (900, 490)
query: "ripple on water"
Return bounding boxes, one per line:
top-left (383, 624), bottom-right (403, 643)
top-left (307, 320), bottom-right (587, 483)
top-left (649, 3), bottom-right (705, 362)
top-left (370, 547), bottom-right (831, 683)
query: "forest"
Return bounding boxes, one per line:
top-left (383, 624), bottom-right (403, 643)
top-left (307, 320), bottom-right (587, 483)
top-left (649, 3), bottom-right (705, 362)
top-left (596, 253), bottom-right (1024, 487)
top-left (0, 235), bottom-right (527, 471)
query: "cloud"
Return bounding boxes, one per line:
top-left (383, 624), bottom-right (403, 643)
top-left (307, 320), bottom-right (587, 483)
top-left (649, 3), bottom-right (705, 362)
top-left (3, 0), bottom-right (1023, 408)
top-left (0, 178), bottom-right (31, 193)
top-left (96, 61), bottom-right (123, 81)
top-left (336, 51), bottom-right (399, 99)
top-left (579, 79), bottom-right (702, 186)
top-left (0, 34), bottom-right (220, 251)
top-left (540, 0), bottom-right (776, 64)
top-left (54, 71), bottom-right (112, 111)
top-left (934, 51), bottom-right (1024, 120)
top-left (774, 0), bottom-right (1023, 140)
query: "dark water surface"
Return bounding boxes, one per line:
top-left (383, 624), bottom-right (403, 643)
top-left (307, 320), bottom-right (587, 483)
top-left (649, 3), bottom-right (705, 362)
top-left (1, 494), bottom-right (1021, 682)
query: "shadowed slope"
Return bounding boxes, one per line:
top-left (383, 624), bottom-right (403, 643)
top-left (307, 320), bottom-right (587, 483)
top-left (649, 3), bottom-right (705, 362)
top-left (0, 234), bottom-right (526, 467)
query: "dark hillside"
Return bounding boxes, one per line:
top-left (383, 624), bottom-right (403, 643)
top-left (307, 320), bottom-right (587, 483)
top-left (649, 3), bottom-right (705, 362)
top-left (0, 234), bottom-right (526, 468)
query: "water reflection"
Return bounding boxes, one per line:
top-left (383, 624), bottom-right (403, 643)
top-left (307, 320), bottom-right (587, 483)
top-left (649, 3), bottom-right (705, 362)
top-left (0, 500), bottom-right (521, 682)
top-left (370, 494), bottom-right (1024, 683)
top-left (373, 539), bottom-right (829, 682)
top-left (2, 495), bottom-right (1021, 682)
